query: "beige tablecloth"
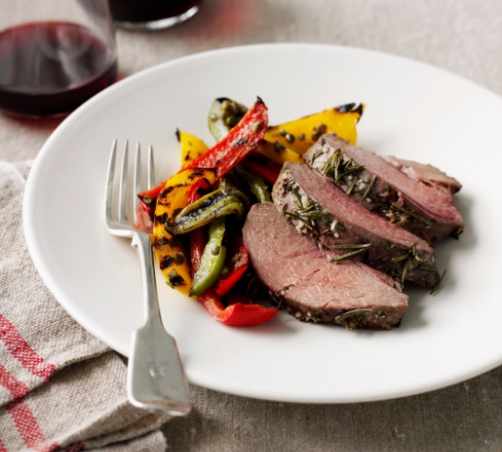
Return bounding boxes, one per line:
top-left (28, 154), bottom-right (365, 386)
top-left (2, 1), bottom-right (502, 450)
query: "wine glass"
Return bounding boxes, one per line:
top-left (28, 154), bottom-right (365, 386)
top-left (108, 0), bottom-right (202, 31)
top-left (0, 0), bottom-right (117, 117)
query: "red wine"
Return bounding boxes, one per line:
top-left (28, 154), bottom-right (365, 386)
top-left (108, 0), bottom-right (201, 23)
top-left (0, 22), bottom-right (117, 117)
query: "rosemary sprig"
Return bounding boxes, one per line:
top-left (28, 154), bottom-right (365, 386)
top-left (330, 243), bottom-right (371, 250)
top-left (335, 309), bottom-right (373, 331)
top-left (391, 202), bottom-right (434, 227)
top-left (303, 210), bottom-right (332, 218)
top-left (308, 149), bottom-right (323, 164)
top-left (346, 176), bottom-right (358, 195)
top-left (400, 256), bottom-right (415, 284)
top-left (320, 147), bottom-right (365, 185)
top-left (382, 239), bottom-right (392, 251)
top-left (392, 249), bottom-right (412, 262)
top-left (361, 175), bottom-right (377, 201)
top-left (331, 245), bottom-right (371, 264)
top-left (373, 251), bottom-right (390, 260)
top-left (430, 269), bottom-right (447, 295)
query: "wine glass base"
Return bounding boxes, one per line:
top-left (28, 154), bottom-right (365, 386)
top-left (113, 5), bottom-right (199, 31)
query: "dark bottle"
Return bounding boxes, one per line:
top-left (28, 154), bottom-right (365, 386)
top-left (0, 22), bottom-right (117, 117)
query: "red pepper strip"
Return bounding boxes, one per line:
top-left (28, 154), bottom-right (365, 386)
top-left (214, 266), bottom-right (247, 297)
top-left (199, 289), bottom-right (279, 327)
top-left (243, 158), bottom-right (282, 185)
top-left (183, 98), bottom-right (268, 178)
top-left (138, 180), bottom-right (166, 221)
top-left (190, 227), bottom-right (206, 278)
top-left (213, 234), bottom-right (249, 296)
top-left (187, 177), bottom-right (212, 205)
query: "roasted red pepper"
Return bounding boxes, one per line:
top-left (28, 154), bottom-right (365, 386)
top-left (184, 98), bottom-right (268, 178)
top-left (199, 289), bottom-right (279, 327)
top-left (213, 234), bottom-right (249, 296)
top-left (187, 177), bottom-right (212, 205)
top-left (243, 158), bottom-right (282, 185)
top-left (138, 180), bottom-right (165, 221)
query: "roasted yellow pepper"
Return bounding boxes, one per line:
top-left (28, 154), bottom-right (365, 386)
top-left (255, 141), bottom-right (304, 165)
top-left (179, 131), bottom-right (209, 168)
top-left (264, 104), bottom-right (364, 155)
top-left (152, 168), bottom-right (218, 296)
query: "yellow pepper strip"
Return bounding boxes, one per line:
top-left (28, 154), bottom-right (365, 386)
top-left (264, 105), bottom-right (364, 155)
top-left (152, 168), bottom-right (218, 296)
top-left (254, 140), bottom-right (304, 165)
top-left (179, 131), bottom-right (209, 168)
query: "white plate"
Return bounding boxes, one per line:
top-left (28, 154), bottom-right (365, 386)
top-left (24, 43), bottom-right (502, 403)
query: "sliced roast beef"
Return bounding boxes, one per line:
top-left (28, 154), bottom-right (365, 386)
top-left (382, 156), bottom-right (462, 195)
top-left (242, 203), bottom-right (409, 330)
top-left (304, 134), bottom-right (464, 241)
top-left (272, 162), bottom-right (440, 289)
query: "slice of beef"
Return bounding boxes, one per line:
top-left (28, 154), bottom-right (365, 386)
top-left (382, 156), bottom-right (462, 195)
top-left (242, 203), bottom-right (409, 330)
top-left (272, 162), bottom-right (440, 289)
top-left (304, 134), bottom-right (464, 241)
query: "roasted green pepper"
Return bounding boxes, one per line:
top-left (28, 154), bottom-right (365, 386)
top-left (235, 164), bottom-right (271, 203)
top-left (190, 217), bottom-right (227, 296)
top-left (166, 185), bottom-right (247, 235)
top-left (208, 98), bottom-right (248, 142)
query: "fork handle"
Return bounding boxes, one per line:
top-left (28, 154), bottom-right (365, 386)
top-left (127, 232), bottom-right (191, 414)
top-left (131, 232), bottom-right (162, 324)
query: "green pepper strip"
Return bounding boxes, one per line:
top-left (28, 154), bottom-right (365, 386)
top-left (190, 217), bottom-right (227, 296)
top-left (166, 187), bottom-right (245, 235)
top-left (208, 98), bottom-right (248, 142)
top-left (235, 164), bottom-right (271, 203)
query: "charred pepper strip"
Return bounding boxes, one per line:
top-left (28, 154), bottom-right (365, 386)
top-left (178, 130), bottom-right (209, 168)
top-left (207, 96), bottom-right (302, 166)
top-left (255, 140), bottom-right (304, 165)
top-left (166, 186), bottom-right (246, 235)
top-left (208, 98), bottom-right (248, 142)
top-left (138, 180), bottom-right (165, 222)
top-left (184, 98), bottom-right (268, 178)
top-left (198, 289), bottom-right (279, 326)
top-left (188, 179), bottom-right (212, 278)
top-left (187, 177), bottom-right (212, 205)
top-left (213, 234), bottom-right (249, 296)
top-left (264, 103), bottom-right (364, 154)
top-left (243, 158), bottom-right (281, 185)
top-left (138, 132), bottom-right (210, 222)
top-left (235, 164), bottom-right (271, 203)
top-left (190, 217), bottom-right (227, 296)
top-left (152, 168), bottom-right (218, 296)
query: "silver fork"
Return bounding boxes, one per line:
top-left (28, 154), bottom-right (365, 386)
top-left (105, 140), bottom-right (191, 415)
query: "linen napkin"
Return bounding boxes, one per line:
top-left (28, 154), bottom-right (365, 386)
top-left (0, 161), bottom-right (171, 451)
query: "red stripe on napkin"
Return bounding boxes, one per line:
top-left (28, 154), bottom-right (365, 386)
top-left (0, 363), bottom-right (30, 399)
top-left (0, 314), bottom-right (56, 380)
top-left (0, 439), bottom-right (8, 452)
top-left (6, 400), bottom-right (59, 452)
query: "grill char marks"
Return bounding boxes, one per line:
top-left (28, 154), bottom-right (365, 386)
top-left (304, 134), bottom-right (464, 241)
top-left (242, 203), bottom-right (409, 330)
top-left (273, 163), bottom-right (440, 289)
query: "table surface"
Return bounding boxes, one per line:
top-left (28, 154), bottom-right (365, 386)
top-left (3, 1), bottom-right (502, 450)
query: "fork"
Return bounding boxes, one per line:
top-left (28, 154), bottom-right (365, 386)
top-left (105, 140), bottom-right (191, 415)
